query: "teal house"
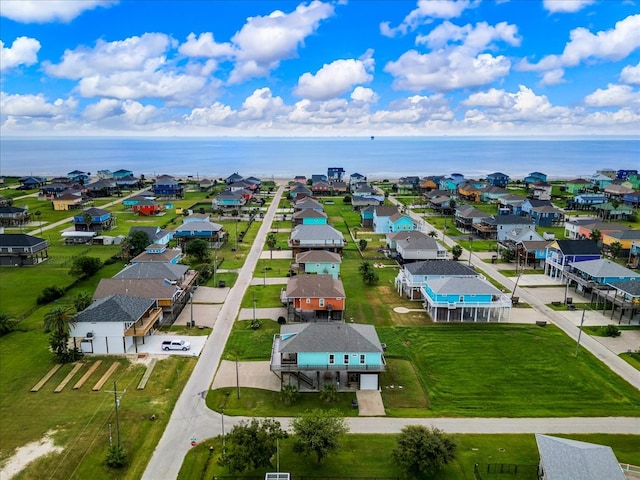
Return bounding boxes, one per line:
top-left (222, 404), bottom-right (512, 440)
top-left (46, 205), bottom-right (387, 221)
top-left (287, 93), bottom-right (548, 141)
top-left (421, 277), bottom-right (512, 322)
top-left (567, 258), bottom-right (639, 286)
top-left (292, 209), bottom-right (327, 226)
top-left (270, 322), bottom-right (386, 391)
top-left (294, 250), bottom-right (341, 279)
top-left (213, 191), bottom-right (245, 208)
top-left (388, 213), bottom-right (415, 232)
top-left (360, 205), bottom-right (374, 227)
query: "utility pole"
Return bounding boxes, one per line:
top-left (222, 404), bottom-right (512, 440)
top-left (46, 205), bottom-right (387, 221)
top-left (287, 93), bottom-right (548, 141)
top-left (214, 250), bottom-right (218, 286)
top-left (575, 309), bottom-right (586, 357)
top-left (105, 381), bottom-right (126, 450)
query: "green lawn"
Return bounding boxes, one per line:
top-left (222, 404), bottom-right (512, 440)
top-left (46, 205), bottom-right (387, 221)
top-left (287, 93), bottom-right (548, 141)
top-left (256, 258), bottom-right (294, 277)
top-left (241, 285), bottom-right (284, 308)
top-left (620, 351), bottom-right (640, 371)
top-left (179, 432), bottom-right (640, 480)
top-left (223, 321), bottom-right (280, 360)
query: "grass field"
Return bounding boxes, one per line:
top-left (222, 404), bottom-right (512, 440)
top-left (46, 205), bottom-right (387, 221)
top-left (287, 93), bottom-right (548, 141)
top-left (179, 432), bottom-right (640, 480)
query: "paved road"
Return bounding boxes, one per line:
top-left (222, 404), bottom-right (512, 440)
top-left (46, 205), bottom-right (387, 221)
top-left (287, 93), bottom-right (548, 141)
top-left (142, 189), bottom-right (640, 480)
top-left (391, 196), bottom-right (640, 391)
top-left (142, 186), bottom-right (285, 480)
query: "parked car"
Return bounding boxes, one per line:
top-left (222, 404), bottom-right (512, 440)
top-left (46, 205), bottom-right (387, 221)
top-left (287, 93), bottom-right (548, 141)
top-left (162, 339), bottom-right (191, 351)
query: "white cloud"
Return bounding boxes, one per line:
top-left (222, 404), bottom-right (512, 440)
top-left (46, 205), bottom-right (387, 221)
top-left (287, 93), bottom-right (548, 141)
top-left (0, 92), bottom-right (77, 117)
top-left (238, 88), bottom-right (289, 121)
top-left (542, 0), bottom-right (595, 13)
top-left (0, 0), bottom-right (116, 23)
top-left (178, 32), bottom-right (234, 58)
top-left (620, 62), bottom-right (640, 85)
top-left (82, 99), bottom-right (123, 121)
top-left (371, 94), bottom-right (453, 123)
top-left (540, 69), bottom-right (566, 86)
top-left (45, 33), bottom-right (172, 78)
top-left (0, 36), bottom-right (41, 71)
top-left (350, 86), bottom-right (378, 103)
top-left (227, 0), bottom-right (335, 84)
top-left (184, 102), bottom-right (237, 127)
top-left (584, 84), bottom-right (639, 107)
top-left (294, 50), bottom-right (374, 100)
top-left (462, 88), bottom-right (513, 108)
top-left (385, 21), bottom-right (519, 92)
top-left (380, 0), bottom-right (473, 37)
top-left (519, 14), bottom-right (640, 72)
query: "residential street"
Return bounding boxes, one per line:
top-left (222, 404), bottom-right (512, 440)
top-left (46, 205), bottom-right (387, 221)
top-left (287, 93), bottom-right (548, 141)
top-left (143, 188), bottom-right (640, 480)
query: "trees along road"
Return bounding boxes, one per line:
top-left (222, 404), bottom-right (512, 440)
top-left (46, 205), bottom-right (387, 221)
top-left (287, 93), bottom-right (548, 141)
top-left (143, 188), bottom-right (640, 480)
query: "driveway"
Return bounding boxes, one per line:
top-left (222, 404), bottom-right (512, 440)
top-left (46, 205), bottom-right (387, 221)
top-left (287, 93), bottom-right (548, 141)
top-left (238, 307), bottom-right (287, 321)
top-left (260, 250), bottom-right (293, 259)
top-left (128, 334), bottom-right (207, 357)
top-left (356, 391), bottom-right (385, 416)
top-left (211, 360), bottom-right (281, 391)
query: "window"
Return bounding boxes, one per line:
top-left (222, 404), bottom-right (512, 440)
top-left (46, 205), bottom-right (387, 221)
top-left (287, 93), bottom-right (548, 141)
top-left (306, 298), bottom-right (311, 304)
top-left (319, 298), bottom-right (325, 307)
top-left (344, 354), bottom-right (349, 364)
top-left (360, 354), bottom-right (365, 364)
top-left (459, 295), bottom-right (464, 302)
top-left (329, 354), bottom-right (335, 364)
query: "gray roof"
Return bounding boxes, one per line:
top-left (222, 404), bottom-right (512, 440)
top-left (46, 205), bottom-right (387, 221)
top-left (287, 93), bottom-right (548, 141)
top-left (76, 294), bottom-right (154, 324)
top-left (456, 205), bottom-right (488, 218)
top-left (405, 260), bottom-right (477, 277)
top-left (294, 197), bottom-right (322, 209)
top-left (290, 224), bottom-right (344, 242)
top-left (129, 226), bottom-right (171, 242)
top-left (571, 258), bottom-right (640, 279)
top-left (485, 215), bottom-right (533, 226)
top-left (427, 276), bottom-right (502, 295)
top-left (94, 278), bottom-right (179, 301)
top-left (535, 434), bottom-right (625, 480)
top-left (519, 240), bottom-right (552, 250)
top-left (175, 220), bottom-right (222, 233)
top-left (0, 233), bottom-right (47, 247)
top-left (608, 229), bottom-right (640, 240)
top-left (374, 206), bottom-right (399, 217)
top-left (610, 280), bottom-right (640, 297)
top-left (114, 262), bottom-right (188, 281)
top-left (296, 250), bottom-right (341, 264)
top-left (292, 209), bottom-right (327, 219)
top-left (397, 235), bottom-right (440, 252)
top-left (278, 323), bottom-right (383, 354)
top-left (285, 274), bottom-right (345, 298)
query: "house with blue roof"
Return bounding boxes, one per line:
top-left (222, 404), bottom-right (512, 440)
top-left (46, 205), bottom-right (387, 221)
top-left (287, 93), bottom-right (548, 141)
top-left (174, 219), bottom-right (226, 248)
top-left (73, 207), bottom-right (114, 232)
top-left (152, 175), bottom-right (183, 198)
top-left (112, 169), bottom-right (134, 178)
top-left (524, 171), bottom-right (546, 185)
top-left (544, 239), bottom-right (601, 280)
top-left (486, 172), bottom-right (509, 187)
top-left (327, 167), bottom-right (345, 182)
top-left (568, 193), bottom-right (606, 210)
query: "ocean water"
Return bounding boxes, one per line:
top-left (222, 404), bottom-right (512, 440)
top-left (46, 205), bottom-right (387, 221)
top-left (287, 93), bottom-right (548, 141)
top-left (0, 136), bottom-right (638, 180)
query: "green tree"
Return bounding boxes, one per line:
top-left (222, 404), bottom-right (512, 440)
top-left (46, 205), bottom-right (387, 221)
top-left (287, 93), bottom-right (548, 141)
top-left (69, 256), bottom-right (102, 280)
top-left (184, 239), bottom-right (210, 262)
top-left (291, 409), bottom-right (349, 464)
top-left (609, 241), bottom-right (622, 259)
top-left (43, 306), bottom-right (81, 363)
top-left (428, 230), bottom-right (438, 238)
top-left (358, 239), bottom-right (367, 251)
top-left (451, 245), bottom-right (463, 261)
top-left (358, 261), bottom-right (379, 285)
top-left (127, 230), bottom-right (151, 257)
top-left (392, 425), bottom-right (457, 479)
top-left (266, 232), bottom-right (277, 260)
top-left (319, 384), bottom-right (338, 405)
top-left (589, 229), bottom-right (602, 244)
top-left (280, 384), bottom-right (299, 406)
top-left (501, 249), bottom-right (515, 263)
top-left (73, 291), bottom-right (92, 312)
top-left (82, 212), bottom-right (93, 231)
top-left (218, 418), bottom-right (287, 473)
top-left (0, 311), bottom-right (22, 336)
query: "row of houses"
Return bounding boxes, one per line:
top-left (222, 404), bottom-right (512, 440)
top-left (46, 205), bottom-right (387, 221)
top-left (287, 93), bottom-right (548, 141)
top-left (212, 173), bottom-right (262, 208)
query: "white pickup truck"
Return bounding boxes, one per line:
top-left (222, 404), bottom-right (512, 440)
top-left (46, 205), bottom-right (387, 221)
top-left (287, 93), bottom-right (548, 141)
top-left (161, 339), bottom-right (191, 351)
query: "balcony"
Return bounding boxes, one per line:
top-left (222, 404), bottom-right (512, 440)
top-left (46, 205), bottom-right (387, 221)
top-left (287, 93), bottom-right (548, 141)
top-left (124, 308), bottom-right (162, 336)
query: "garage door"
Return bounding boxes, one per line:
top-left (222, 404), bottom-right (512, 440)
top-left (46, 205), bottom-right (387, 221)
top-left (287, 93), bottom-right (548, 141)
top-left (360, 374), bottom-right (378, 390)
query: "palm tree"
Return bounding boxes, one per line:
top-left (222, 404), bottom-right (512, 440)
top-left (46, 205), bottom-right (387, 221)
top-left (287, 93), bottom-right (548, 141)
top-left (43, 306), bottom-right (77, 363)
top-left (589, 229), bottom-right (602, 244)
top-left (0, 311), bottom-right (21, 336)
top-left (266, 232), bottom-right (277, 260)
top-left (34, 210), bottom-right (42, 233)
top-left (83, 212), bottom-right (93, 232)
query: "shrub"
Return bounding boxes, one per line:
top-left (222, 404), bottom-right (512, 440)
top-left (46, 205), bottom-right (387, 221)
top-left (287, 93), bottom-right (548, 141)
top-left (37, 286), bottom-right (65, 305)
top-left (605, 324), bottom-right (621, 337)
top-left (277, 316), bottom-right (287, 325)
top-left (319, 384), bottom-right (338, 405)
top-left (280, 384), bottom-right (299, 405)
top-left (105, 444), bottom-right (127, 468)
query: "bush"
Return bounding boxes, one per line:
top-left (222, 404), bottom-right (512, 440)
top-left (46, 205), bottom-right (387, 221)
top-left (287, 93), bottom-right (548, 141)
top-left (37, 286), bottom-right (65, 305)
top-left (319, 384), bottom-right (338, 405)
top-left (277, 316), bottom-right (287, 325)
top-left (605, 324), bottom-right (621, 337)
top-left (280, 384), bottom-right (299, 405)
top-left (105, 444), bottom-right (127, 468)
top-left (103, 257), bottom-right (118, 265)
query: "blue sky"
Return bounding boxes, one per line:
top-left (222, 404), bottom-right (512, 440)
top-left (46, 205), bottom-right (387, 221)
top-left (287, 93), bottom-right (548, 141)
top-left (1, 0), bottom-right (639, 136)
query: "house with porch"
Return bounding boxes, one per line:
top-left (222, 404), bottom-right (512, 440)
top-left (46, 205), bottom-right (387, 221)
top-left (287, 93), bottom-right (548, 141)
top-left (129, 226), bottom-right (173, 246)
top-left (353, 183), bottom-right (377, 197)
top-left (85, 179), bottom-right (117, 197)
top-left (19, 176), bottom-right (46, 189)
top-left (174, 219), bottom-right (226, 248)
top-left (350, 172), bottom-right (366, 185)
top-left (213, 191), bottom-right (246, 208)
top-left (225, 172), bottom-right (244, 185)
top-left (591, 172), bottom-right (613, 190)
top-left (458, 181), bottom-right (485, 202)
top-left (473, 215), bottom-right (535, 241)
top-left (360, 206), bottom-right (375, 227)
top-left (567, 193), bottom-right (606, 210)
top-left (497, 194), bottom-right (526, 215)
top-left (331, 181), bottom-right (348, 195)
top-left (0, 233), bottom-right (49, 266)
top-left (603, 184), bottom-right (634, 201)
top-left (132, 198), bottom-right (163, 216)
top-left (395, 260), bottom-right (478, 300)
top-left (535, 434), bottom-right (625, 480)
top-left (327, 167), bottom-right (345, 182)
top-left (293, 197), bottom-right (323, 212)
top-left (388, 213), bottom-right (415, 232)
top-left (352, 196), bottom-right (383, 209)
top-left (524, 171), bottom-right (546, 186)
top-left (112, 169), bottom-right (134, 178)
top-left (73, 207), bottom-right (115, 232)
top-left (529, 182), bottom-right (552, 201)
top-left (455, 205), bottom-right (488, 233)
top-left (623, 190), bottom-right (640, 208)
top-left (0, 206), bottom-right (30, 227)
top-left (311, 180), bottom-right (331, 196)
top-left (289, 183), bottom-right (312, 199)
top-left (67, 170), bottom-right (90, 184)
top-left (292, 250), bottom-right (341, 279)
top-left (594, 202), bottom-right (634, 221)
top-left (566, 258), bottom-right (639, 286)
top-left (421, 276), bottom-right (512, 322)
top-left (486, 172), bottom-right (509, 187)
top-left (270, 322), bottom-right (385, 391)
top-left (602, 229), bottom-right (640, 255)
top-left (481, 186), bottom-right (509, 202)
top-left (544, 240), bottom-right (602, 280)
top-left (93, 278), bottom-right (188, 321)
top-left (289, 224), bottom-right (345, 256)
top-left (72, 295), bottom-right (163, 355)
top-left (630, 240), bottom-right (640, 268)
top-left (564, 178), bottom-right (591, 194)
top-left (281, 274), bottom-right (345, 322)
top-left (152, 175), bottom-right (183, 198)
top-left (115, 175), bottom-right (141, 189)
top-left (516, 240), bottom-right (552, 269)
top-left (528, 205), bottom-right (565, 227)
